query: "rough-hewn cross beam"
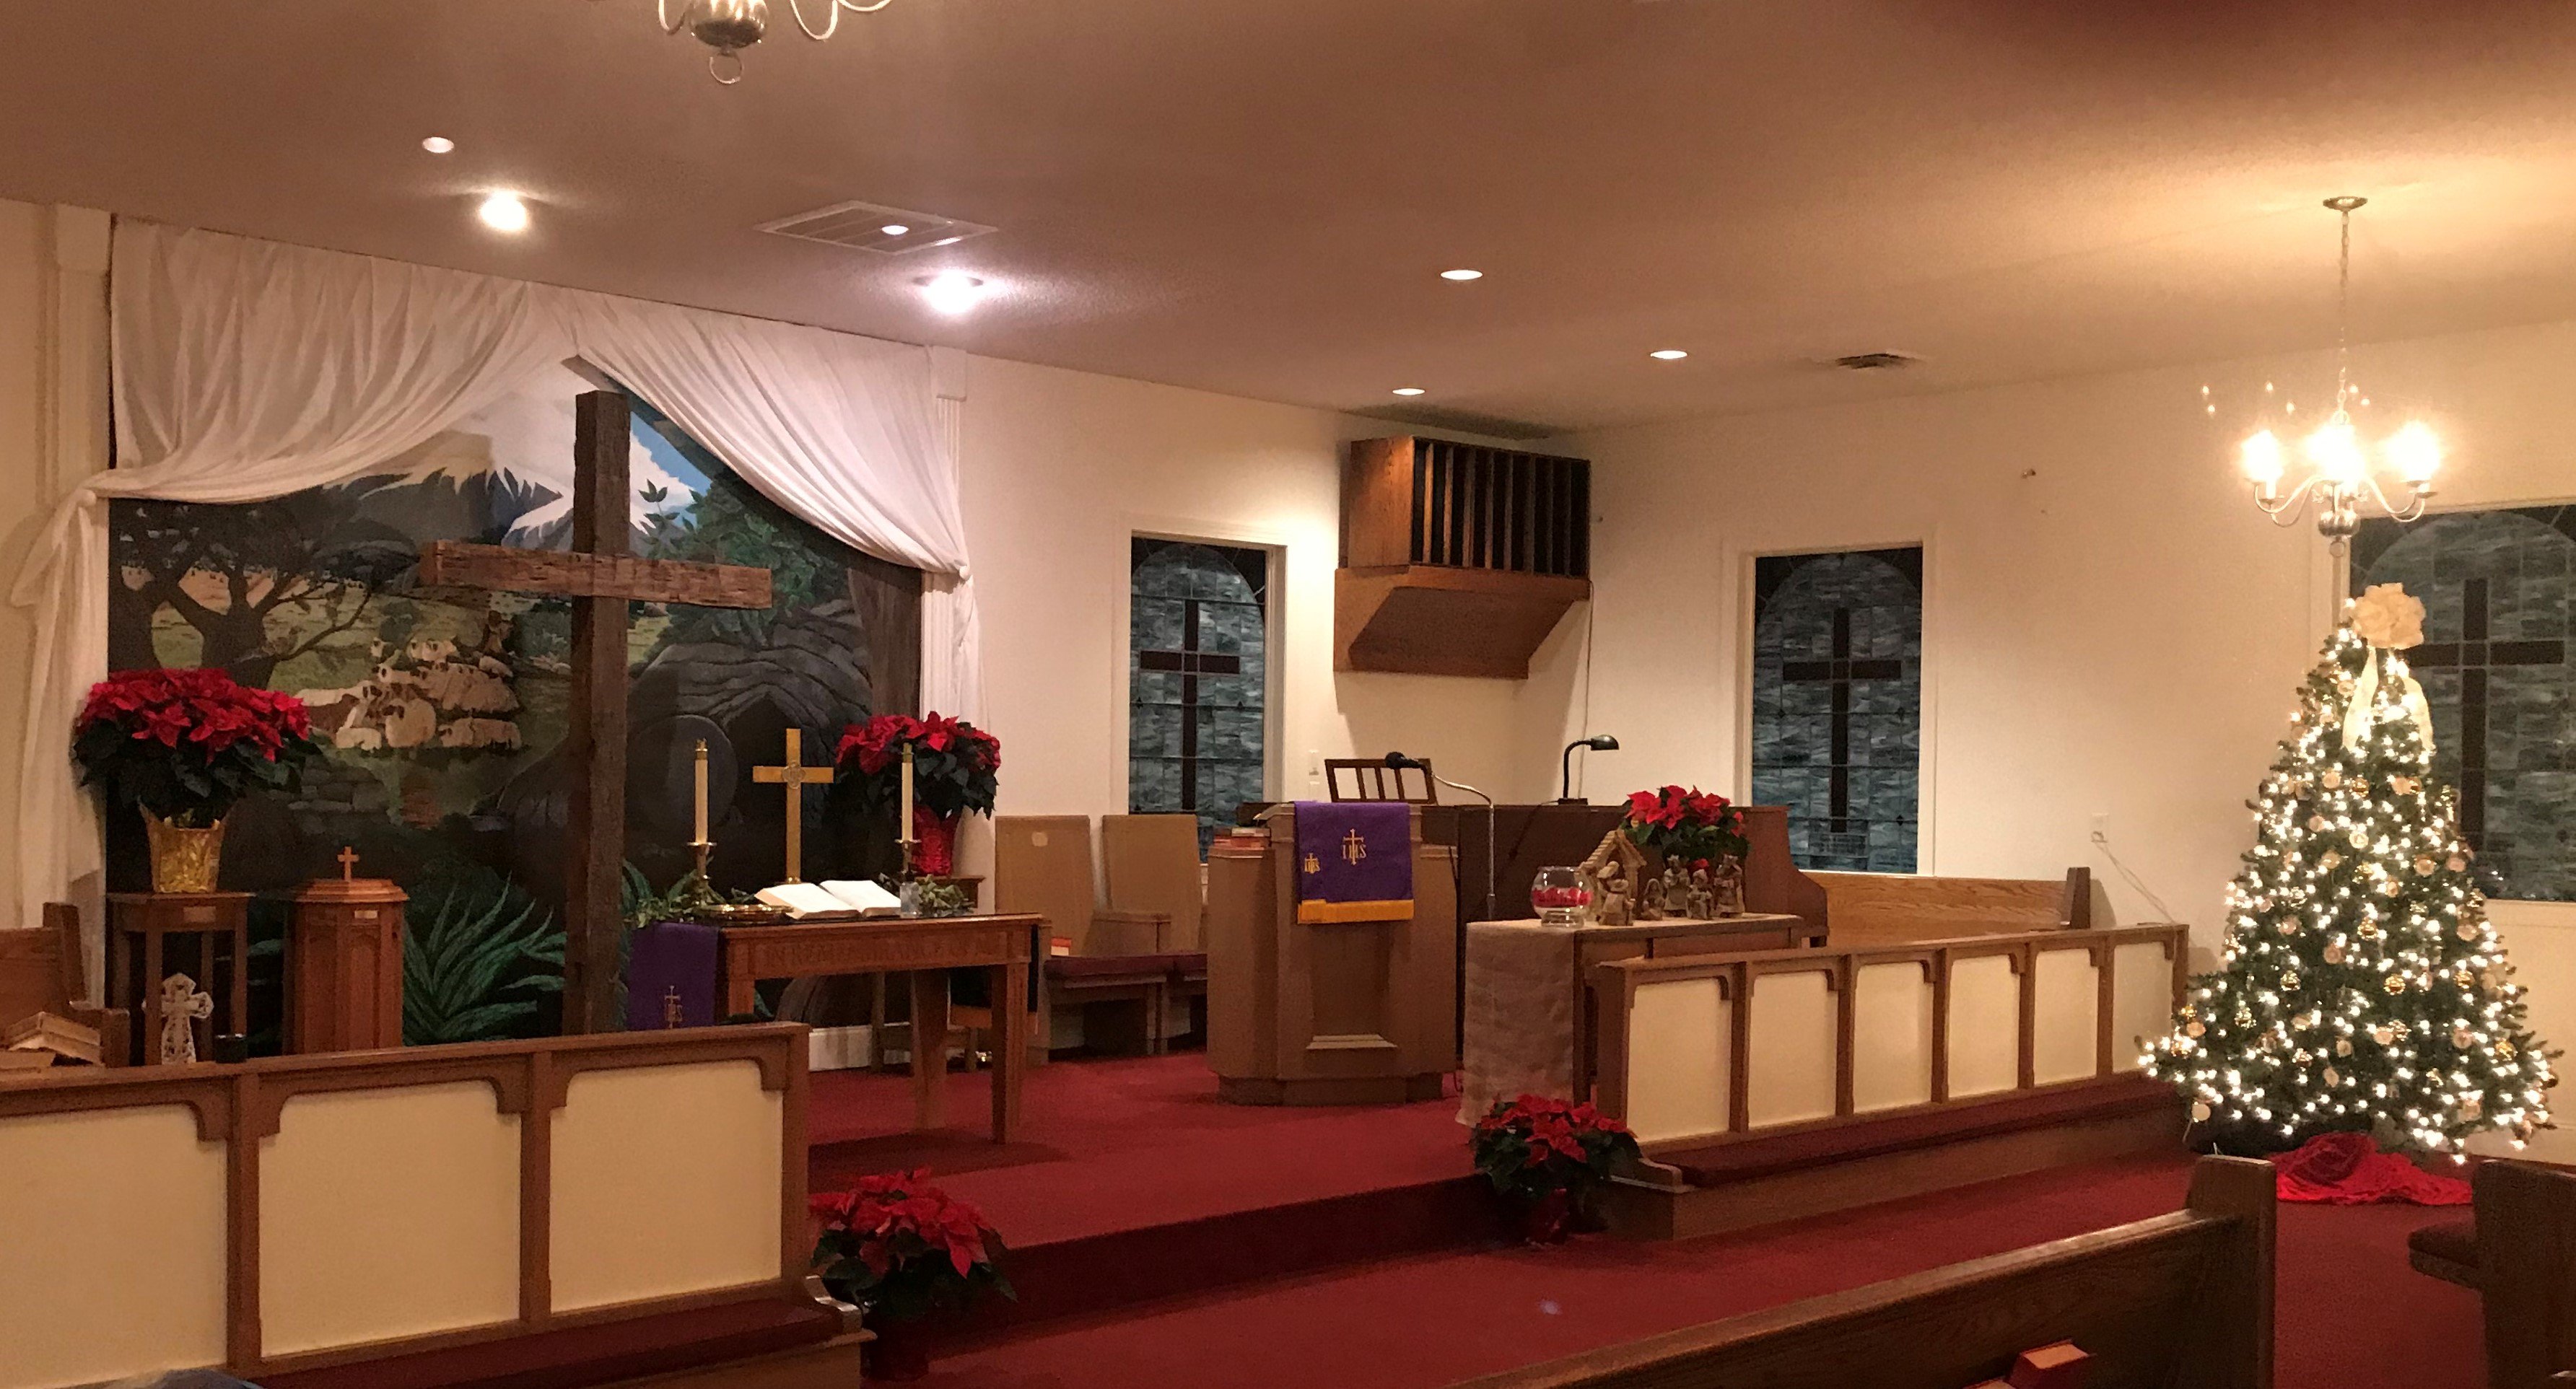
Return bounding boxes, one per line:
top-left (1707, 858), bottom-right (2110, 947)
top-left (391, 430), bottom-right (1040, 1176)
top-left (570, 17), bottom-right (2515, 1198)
top-left (416, 543), bottom-right (774, 608)
top-left (409, 390), bottom-right (776, 1035)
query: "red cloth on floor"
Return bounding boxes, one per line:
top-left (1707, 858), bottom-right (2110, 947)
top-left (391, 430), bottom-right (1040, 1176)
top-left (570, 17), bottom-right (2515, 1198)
top-left (2271, 1131), bottom-right (2470, 1205)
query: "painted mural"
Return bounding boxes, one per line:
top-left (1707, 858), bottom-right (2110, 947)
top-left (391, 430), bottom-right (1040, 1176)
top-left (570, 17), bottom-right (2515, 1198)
top-left (108, 364), bottom-right (920, 1042)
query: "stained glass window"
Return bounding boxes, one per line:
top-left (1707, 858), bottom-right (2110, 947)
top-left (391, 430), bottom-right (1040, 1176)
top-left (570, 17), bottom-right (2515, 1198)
top-left (1750, 547), bottom-right (1923, 872)
top-left (2353, 506), bottom-right (2576, 901)
top-left (1130, 538), bottom-right (1270, 851)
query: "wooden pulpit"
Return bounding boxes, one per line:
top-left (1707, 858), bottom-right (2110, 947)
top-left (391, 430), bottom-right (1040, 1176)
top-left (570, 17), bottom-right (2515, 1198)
top-left (1205, 805), bottom-right (1458, 1105)
top-left (289, 869), bottom-right (409, 1053)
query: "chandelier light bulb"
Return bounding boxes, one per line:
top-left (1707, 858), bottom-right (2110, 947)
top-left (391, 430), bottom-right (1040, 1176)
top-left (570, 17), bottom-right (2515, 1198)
top-left (2388, 421), bottom-right (2443, 486)
top-left (2304, 417), bottom-right (2365, 486)
top-left (476, 191), bottom-right (531, 234)
top-left (2239, 430), bottom-right (2286, 488)
top-left (914, 271), bottom-right (987, 316)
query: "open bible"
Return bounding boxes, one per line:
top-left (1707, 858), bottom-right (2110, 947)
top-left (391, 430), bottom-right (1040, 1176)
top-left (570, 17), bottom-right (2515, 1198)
top-left (753, 879), bottom-right (904, 921)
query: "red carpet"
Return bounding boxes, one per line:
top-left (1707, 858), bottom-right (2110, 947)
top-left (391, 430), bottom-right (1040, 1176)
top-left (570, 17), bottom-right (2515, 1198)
top-left (806, 1056), bottom-right (2484, 1388)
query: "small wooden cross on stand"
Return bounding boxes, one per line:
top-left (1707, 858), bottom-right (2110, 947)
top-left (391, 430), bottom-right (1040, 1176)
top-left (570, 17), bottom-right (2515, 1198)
top-left (417, 391), bottom-right (774, 1034)
top-left (336, 846), bottom-right (360, 880)
top-left (752, 728), bottom-right (836, 883)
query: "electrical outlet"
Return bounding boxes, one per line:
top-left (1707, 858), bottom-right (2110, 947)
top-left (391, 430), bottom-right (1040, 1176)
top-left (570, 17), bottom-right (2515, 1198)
top-left (1305, 748), bottom-right (1323, 782)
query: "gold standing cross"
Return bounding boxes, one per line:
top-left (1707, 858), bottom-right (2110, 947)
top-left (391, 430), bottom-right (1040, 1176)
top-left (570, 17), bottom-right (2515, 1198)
top-left (1341, 829), bottom-right (1368, 864)
top-left (752, 728), bottom-right (838, 882)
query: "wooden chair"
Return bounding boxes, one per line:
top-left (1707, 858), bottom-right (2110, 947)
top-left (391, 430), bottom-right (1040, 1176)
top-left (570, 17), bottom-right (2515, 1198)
top-left (0, 903), bottom-right (131, 1068)
top-left (1456, 1156), bottom-right (2275, 1389)
top-left (2409, 1159), bottom-right (2576, 1388)
top-left (992, 815), bottom-right (1176, 1060)
top-left (1103, 813), bottom-right (1210, 1046)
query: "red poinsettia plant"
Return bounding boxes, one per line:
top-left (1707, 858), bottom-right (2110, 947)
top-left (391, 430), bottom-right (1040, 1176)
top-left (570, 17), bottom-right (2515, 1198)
top-left (835, 713), bottom-right (1002, 820)
top-left (810, 1169), bottom-right (1015, 1326)
top-left (73, 668), bottom-right (323, 825)
top-left (1620, 784), bottom-right (1748, 866)
top-left (1471, 1095), bottom-right (1641, 1241)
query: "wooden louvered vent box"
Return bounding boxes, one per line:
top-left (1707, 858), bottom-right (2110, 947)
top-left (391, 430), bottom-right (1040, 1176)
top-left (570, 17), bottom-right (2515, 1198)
top-left (1335, 436), bottom-right (1592, 679)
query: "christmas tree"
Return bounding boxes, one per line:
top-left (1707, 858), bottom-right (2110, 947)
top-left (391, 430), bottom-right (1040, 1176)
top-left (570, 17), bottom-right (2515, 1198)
top-left (2147, 583), bottom-right (2556, 1158)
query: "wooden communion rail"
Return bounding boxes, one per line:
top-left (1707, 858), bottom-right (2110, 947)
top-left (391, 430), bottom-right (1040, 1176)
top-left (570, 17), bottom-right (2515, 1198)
top-left (1591, 922), bottom-right (2191, 1239)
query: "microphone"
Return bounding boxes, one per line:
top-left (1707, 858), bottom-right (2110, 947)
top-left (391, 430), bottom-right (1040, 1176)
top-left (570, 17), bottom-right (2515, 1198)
top-left (1381, 751), bottom-right (1498, 921)
top-left (1384, 750), bottom-right (1427, 771)
top-left (1560, 734), bottom-right (1620, 804)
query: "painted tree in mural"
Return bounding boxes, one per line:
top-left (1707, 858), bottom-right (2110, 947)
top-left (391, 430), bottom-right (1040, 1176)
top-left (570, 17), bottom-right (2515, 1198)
top-left (109, 488), bottom-right (414, 683)
top-left (2147, 583), bottom-right (2557, 1157)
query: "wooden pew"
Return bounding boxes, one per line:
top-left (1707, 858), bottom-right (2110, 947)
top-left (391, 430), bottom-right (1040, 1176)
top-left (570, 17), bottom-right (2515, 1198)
top-left (1590, 922), bottom-right (2190, 1239)
top-left (0, 903), bottom-right (131, 1067)
top-left (1809, 866), bottom-right (2094, 947)
top-left (1452, 1155), bottom-right (2274, 1389)
top-left (2409, 1159), bottom-right (2576, 1388)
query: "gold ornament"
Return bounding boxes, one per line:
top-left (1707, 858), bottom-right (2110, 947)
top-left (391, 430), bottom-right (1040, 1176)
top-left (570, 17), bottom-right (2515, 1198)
top-left (2357, 919), bottom-right (2380, 940)
top-left (2323, 1066), bottom-right (2341, 1087)
top-left (2414, 857), bottom-right (2436, 875)
top-left (2385, 973), bottom-right (2406, 995)
top-left (2372, 1024), bottom-right (2396, 1046)
top-left (2308, 815), bottom-right (2328, 832)
top-left (2391, 775), bottom-right (2419, 795)
top-left (2455, 968), bottom-right (2477, 991)
top-left (2335, 1038), bottom-right (2352, 1056)
top-left (2186, 1020), bottom-right (2206, 1038)
top-left (2499, 1040), bottom-right (2518, 1059)
top-left (2282, 970), bottom-right (2302, 989)
top-left (2446, 856), bottom-right (2466, 872)
top-left (2351, 778), bottom-right (2370, 795)
top-left (2322, 769), bottom-right (2343, 789)
top-left (2349, 828), bottom-right (2370, 849)
top-left (2458, 920), bottom-right (2480, 942)
top-left (2453, 1025), bottom-right (2475, 1048)
top-left (2191, 1101), bottom-right (2212, 1123)
top-left (2323, 942), bottom-right (2345, 964)
top-left (2293, 1048), bottom-right (2313, 1064)
top-left (2461, 1096), bottom-right (2483, 1120)
top-left (2378, 879), bottom-right (2402, 897)
top-left (2319, 849), bottom-right (2343, 870)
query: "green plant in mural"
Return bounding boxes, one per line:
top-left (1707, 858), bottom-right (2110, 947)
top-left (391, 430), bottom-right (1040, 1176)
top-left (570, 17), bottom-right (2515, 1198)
top-left (403, 873), bottom-right (565, 1046)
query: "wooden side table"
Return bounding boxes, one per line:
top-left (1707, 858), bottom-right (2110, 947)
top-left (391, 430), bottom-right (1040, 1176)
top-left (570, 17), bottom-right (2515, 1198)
top-left (106, 892), bottom-right (253, 1066)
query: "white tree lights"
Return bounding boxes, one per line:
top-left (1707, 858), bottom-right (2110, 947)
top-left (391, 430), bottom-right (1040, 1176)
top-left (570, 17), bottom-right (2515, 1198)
top-left (2146, 585), bottom-right (2555, 1157)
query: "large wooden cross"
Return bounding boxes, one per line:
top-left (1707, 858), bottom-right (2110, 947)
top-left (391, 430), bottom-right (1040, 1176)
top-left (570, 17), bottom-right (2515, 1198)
top-left (2407, 575), bottom-right (2566, 847)
top-left (418, 391), bottom-right (773, 1033)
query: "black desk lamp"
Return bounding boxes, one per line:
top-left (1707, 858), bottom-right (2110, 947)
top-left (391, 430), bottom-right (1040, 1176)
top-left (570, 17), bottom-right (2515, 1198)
top-left (1560, 734), bottom-right (1620, 803)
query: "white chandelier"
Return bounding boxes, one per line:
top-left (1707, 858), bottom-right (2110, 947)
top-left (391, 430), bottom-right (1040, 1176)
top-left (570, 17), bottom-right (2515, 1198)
top-left (2233, 196), bottom-right (2441, 545)
top-left (614, 0), bottom-right (895, 84)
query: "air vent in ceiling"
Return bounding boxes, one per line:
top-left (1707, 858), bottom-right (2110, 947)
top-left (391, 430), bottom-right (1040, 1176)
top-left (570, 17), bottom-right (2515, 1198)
top-left (756, 200), bottom-right (996, 256)
top-left (1832, 351), bottom-right (1919, 372)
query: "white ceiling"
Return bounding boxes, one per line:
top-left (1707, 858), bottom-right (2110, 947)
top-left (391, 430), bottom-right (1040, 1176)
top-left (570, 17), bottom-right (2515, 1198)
top-left (8, 1), bottom-right (2576, 433)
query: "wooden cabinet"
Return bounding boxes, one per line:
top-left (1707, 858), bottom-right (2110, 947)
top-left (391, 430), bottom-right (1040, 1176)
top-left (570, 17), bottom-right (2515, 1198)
top-left (289, 875), bottom-right (408, 1053)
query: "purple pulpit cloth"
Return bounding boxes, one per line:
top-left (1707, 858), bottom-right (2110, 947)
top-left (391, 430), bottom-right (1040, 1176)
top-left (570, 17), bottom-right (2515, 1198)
top-left (624, 919), bottom-right (721, 1030)
top-left (1293, 800), bottom-right (1415, 924)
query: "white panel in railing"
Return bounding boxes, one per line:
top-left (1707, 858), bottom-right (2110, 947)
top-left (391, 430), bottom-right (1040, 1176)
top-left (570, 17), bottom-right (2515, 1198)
top-left (551, 1060), bottom-right (785, 1313)
top-left (0, 1107), bottom-right (226, 1389)
top-left (2032, 948), bottom-right (2100, 1085)
top-left (1748, 970), bottom-right (1837, 1128)
top-left (1947, 954), bottom-right (2020, 1098)
top-left (261, 1082), bottom-right (523, 1356)
top-left (2111, 941), bottom-right (2178, 1072)
top-left (1851, 961), bottom-right (1935, 1113)
top-left (1626, 976), bottom-right (1729, 1144)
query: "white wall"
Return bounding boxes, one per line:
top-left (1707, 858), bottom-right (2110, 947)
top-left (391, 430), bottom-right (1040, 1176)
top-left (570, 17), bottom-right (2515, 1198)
top-left (957, 352), bottom-right (1571, 838)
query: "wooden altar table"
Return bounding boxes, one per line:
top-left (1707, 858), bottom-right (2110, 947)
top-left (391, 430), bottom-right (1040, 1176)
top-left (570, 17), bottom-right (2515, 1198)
top-left (716, 913), bottom-right (1041, 1142)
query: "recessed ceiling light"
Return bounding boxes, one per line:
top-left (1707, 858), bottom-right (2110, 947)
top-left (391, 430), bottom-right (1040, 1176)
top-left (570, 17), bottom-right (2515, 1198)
top-left (1649, 349), bottom-right (1689, 361)
top-left (880, 224), bottom-right (911, 236)
top-left (422, 136), bottom-right (455, 154)
top-left (1439, 269), bottom-right (1483, 281)
top-left (476, 191), bottom-right (531, 234)
top-left (915, 271), bottom-right (987, 315)
top-left (1392, 387), bottom-right (1427, 396)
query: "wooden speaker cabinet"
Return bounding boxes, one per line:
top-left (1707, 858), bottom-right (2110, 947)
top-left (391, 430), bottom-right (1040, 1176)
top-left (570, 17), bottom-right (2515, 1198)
top-left (289, 873), bottom-right (408, 1053)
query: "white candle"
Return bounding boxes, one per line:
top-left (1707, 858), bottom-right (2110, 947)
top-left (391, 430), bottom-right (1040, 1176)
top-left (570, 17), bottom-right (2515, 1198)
top-left (692, 740), bottom-right (710, 844)
top-left (899, 742), bottom-right (915, 841)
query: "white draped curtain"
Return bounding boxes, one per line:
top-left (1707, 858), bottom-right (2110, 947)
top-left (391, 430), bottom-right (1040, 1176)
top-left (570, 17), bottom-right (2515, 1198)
top-left (12, 220), bottom-right (979, 924)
